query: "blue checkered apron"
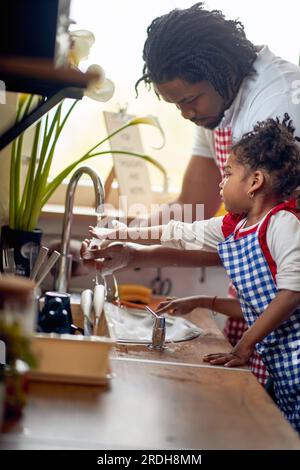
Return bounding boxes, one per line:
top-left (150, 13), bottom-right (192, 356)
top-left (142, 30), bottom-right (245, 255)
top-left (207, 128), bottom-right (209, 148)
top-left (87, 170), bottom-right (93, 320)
top-left (218, 211), bottom-right (300, 433)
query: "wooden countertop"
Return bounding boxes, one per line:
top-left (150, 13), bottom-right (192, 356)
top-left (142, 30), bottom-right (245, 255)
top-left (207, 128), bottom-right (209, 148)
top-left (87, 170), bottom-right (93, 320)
top-left (1, 308), bottom-right (299, 450)
top-left (111, 308), bottom-right (233, 365)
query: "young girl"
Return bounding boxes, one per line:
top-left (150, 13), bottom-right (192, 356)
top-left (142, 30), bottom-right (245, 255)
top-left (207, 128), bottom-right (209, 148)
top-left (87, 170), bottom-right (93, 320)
top-left (82, 114), bottom-right (300, 432)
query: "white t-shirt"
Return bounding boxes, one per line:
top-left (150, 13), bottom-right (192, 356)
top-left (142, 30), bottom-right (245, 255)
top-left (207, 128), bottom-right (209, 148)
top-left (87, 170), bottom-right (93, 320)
top-left (161, 211), bottom-right (300, 292)
top-left (192, 45), bottom-right (300, 159)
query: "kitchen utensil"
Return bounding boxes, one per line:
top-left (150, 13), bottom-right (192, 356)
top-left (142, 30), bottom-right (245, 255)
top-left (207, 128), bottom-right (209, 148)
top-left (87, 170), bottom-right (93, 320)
top-left (93, 284), bottom-right (105, 335)
top-left (35, 251), bottom-right (60, 288)
top-left (2, 248), bottom-right (16, 274)
top-left (30, 246), bottom-right (49, 280)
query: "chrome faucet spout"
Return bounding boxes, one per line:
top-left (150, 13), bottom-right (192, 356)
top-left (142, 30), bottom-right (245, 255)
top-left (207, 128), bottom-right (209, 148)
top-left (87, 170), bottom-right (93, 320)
top-left (54, 166), bottom-right (105, 293)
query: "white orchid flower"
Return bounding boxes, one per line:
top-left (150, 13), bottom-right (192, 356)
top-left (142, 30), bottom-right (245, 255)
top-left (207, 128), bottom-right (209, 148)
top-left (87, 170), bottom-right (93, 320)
top-left (85, 64), bottom-right (115, 102)
top-left (69, 29), bottom-right (95, 66)
top-left (69, 30), bottom-right (115, 102)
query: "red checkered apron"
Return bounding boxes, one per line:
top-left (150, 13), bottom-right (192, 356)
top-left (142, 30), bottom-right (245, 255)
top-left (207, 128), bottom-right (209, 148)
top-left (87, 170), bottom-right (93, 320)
top-left (214, 127), bottom-right (268, 385)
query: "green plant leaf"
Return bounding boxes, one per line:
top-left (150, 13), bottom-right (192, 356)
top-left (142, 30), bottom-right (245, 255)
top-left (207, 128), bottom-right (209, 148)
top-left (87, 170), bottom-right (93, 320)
top-left (18, 109), bottom-right (49, 227)
top-left (41, 116), bottom-right (166, 206)
top-left (42, 149), bottom-right (167, 206)
top-left (9, 139), bottom-right (17, 229)
top-left (9, 96), bottom-right (166, 231)
top-left (9, 94), bottom-right (34, 229)
top-left (16, 120), bottom-right (42, 229)
top-left (26, 104), bottom-right (63, 231)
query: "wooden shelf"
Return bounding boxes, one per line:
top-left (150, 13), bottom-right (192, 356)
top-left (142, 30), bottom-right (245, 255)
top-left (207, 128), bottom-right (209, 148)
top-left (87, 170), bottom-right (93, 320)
top-left (0, 57), bottom-right (98, 95)
top-left (0, 57), bottom-right (100, 151)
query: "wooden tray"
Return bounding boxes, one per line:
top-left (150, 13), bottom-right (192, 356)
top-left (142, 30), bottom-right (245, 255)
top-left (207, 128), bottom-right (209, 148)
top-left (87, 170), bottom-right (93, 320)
top-left (30, 301), bottom-right (114, 386)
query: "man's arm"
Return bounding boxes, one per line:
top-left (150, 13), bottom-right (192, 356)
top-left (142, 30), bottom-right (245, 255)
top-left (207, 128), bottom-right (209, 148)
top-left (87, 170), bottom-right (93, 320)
top-left (82, 242), bottom-right (222, 273)
top-left (89, 156), bottom-right (222, 245)
top-left (144, 155), bottom-right (222, 224)
top-left (85, 156), bottom-right (223, 271)
top-left (176, 155), bottom-right (222, 220)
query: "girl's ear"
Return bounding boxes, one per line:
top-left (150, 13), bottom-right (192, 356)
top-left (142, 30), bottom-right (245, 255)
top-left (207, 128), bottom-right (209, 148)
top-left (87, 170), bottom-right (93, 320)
top-left (250, 170), bottom-right (265, 192)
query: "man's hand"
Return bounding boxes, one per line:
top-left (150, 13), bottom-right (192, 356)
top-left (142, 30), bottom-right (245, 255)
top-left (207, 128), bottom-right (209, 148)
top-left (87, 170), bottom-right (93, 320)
top-left (203, 341), bottom-right (254, 367)
top-left (81, 240), bottom-right (134, 274)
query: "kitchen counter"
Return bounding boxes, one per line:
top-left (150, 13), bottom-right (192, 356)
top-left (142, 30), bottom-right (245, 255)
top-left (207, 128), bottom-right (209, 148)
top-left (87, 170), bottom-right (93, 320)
top-left (1, 308), bottom-right (299, 450)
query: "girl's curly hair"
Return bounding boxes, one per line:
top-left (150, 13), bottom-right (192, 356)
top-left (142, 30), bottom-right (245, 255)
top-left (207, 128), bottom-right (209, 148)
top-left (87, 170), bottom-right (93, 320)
top-left (232, 113), bottom-right (300, 198)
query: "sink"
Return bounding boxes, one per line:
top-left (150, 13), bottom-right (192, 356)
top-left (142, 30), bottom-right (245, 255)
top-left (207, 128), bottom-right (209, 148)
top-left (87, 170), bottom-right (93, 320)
top-left (68, 294), bottom-right (203, 344)
top-left (104, 302), bottom-right (204, 344)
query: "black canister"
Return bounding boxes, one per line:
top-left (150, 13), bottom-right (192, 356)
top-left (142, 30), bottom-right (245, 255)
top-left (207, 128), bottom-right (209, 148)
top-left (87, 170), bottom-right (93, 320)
top-left (38, 291), bottom-right (75, 335)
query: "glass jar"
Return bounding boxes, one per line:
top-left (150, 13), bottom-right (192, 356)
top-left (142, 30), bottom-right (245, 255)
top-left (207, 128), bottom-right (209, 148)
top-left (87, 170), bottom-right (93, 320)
top-left (103, 273), bottom-right (119, 303)
top-left (0, 275), bottom-right (37, 340)
top-left (95, 263), bottom-right (120, 304)
top-left (0, 275), bottom-right (37, 423)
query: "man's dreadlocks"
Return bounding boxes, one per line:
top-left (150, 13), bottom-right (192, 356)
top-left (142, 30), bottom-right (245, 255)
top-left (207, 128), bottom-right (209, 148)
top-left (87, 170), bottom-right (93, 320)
top-left (136, 2), bottom-right (257, 102)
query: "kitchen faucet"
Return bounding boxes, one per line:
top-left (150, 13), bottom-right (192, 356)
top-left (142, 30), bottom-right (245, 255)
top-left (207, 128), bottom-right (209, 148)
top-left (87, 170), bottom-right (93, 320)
top-left (54, 166), bottom-right (105, 293)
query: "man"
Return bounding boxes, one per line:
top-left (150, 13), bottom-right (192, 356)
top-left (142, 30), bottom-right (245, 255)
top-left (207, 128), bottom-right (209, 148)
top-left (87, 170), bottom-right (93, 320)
top-left (84, 2), bottom-right (300, 385)
top-left (135, 2), bottom-right (300, 220)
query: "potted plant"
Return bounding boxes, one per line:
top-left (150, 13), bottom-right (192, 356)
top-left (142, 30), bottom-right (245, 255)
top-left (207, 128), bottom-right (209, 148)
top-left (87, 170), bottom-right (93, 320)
top-left (0, 31), bottom-right (166, 276)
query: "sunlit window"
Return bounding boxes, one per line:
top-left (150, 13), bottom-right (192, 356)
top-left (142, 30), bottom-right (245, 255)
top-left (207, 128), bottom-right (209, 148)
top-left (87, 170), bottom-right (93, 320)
top-left (52, 0), bottom-right (300, 193)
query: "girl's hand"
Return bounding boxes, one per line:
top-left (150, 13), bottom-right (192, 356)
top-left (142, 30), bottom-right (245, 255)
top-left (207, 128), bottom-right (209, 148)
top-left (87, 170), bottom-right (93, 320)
top-left (203, 341), bottom-right (254, 367)
top-left (156, 296), bottom-right (203, 315)
top-left (88, 220), bottom-right (127, 241)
